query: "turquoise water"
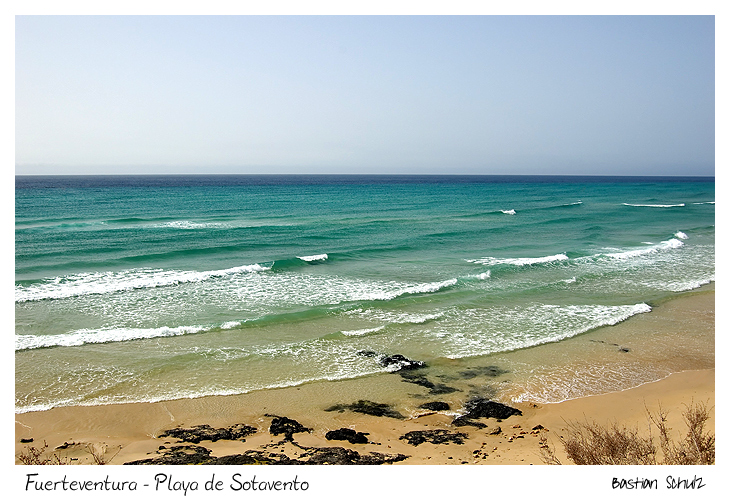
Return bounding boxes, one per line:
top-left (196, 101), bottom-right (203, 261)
top-left (15, 175), bottom-right (715, 412)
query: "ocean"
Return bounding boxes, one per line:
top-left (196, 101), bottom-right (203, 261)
top-left (15, 175), bottom-right (715, 414)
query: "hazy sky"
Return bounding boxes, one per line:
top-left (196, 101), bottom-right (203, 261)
top-left (15, 15), bottom-right (715, 176)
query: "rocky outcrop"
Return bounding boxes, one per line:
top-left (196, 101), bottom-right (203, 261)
top-left (452, 397), bottom-right (522, 427)
top-left (127, 446), bottom-right (408, 465)
top-left (125, 445), bottom-right (214, 465)
top-left (356, 351), bottom-right (426, 371)
top-left (159, 423), bottom-right (256, 444)
top-left (399, 429), bottom-right (468, 447)
top-left (418, 401), bottom-right (450, 411)
top-left (266, 415), bottom-right (312, 442)
top-left (325, 428), bottom-right (370, 444)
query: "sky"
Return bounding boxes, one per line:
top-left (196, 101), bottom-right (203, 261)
top-left (15, 15), bottom-right (715, 176)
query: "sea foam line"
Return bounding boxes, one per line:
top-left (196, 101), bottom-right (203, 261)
top-left (15, 324), bottom-right (210, 351)
top-left (341, 326), bottom-right (386, 336)
top-left (467, 253), bottom-right (569, 266)
top-left (156, 220), bottom-right (229, 229)
top-left (297, 253), bottom-right (328, 262)
top-left (622, 203), bottom-right (685, 208)
top-left (15, 263), bottom-right (272, 303)
top-left (435, 302), bottom-right (652, 359)
top-left (361, 278), bottom-right (458, 301)
top-left (597, 238), bottom-right (684, 260)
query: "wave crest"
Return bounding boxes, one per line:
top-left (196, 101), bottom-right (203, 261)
top-left (622, 203), bottom-right (685, 208)
top-left (15, 263), bottom-right (272, 303)
top-left (467, 253), bottom-right (568, 266)
top-left (16, 324), bottom-right (209, 350)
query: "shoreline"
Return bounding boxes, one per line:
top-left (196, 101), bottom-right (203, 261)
top-left (15, 287), bottom-right (714, 465)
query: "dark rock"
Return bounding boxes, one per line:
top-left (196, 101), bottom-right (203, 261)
top-left (458, 365), bottom-right (508, 379)
top-left (206, 450), bottom-right (297, 465)
top-left (400, 430), bottom-right (468, 447)
top-left (462, 397), bottom-right (522, 420)
top-left (325, 400), bottom-right (405, 419)
top-left (618, 346), bottom-right (631, 352)
top-left (452, 398), bottom-right (521, 427)
top-left (143, 447), bottom-right (409, 465)
top-left (159, 423), bottom-right (256, 444)
top-left (20, 438), bottom-right (33, 443)
top-left (267, 415), bottom-right (311, 442)
top-left (452, 416), bottom-right (487, 429)
top-left (298, 447), bottom-right (405, 465)
top-left (357, 350), bottom-right (427, 371)
top-left (380, 354), bottom-right (426, 371)
top-left (325, 428), bottom-right (370, 444)
top-left (418, 401), bottom-right (450, 411)
top-left (125, 445), bottom-right (214, 465)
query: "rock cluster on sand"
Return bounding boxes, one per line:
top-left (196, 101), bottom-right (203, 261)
top-left (452, 397), bottom-right (522, 428)
top-left (125, 415), bottom-right (407, 465)
top-left (399, 430), bottom-right (468, 447)
top-left (325, 428), bottom-right (370, 444)
top-left (158, 423), bottom-right (256, 443)
top-left (266, 415), bottom-right (312, 442)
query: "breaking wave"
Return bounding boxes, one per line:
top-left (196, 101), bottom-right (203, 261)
top-left (467, 253), bottom-right (569, 266)
top-left (622, 203), bottom-right (685, 208)
top-left (15, 263), bottom-right (272, 303)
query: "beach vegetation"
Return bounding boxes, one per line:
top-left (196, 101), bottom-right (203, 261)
top-left (17, 441), bottom-right (71, 465)
top-left (17, 440), bottom-right (121, 465)
top-left (540, 400), bottom-right (714, 465)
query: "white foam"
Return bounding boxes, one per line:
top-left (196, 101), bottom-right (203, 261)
top-left (344, 309), bottom-right (445, 325)
top-left (221, 321), bottom-right (242, 330)
top-left (16, 324), bottom-right (209, 350)
top-left (341, 326), bottom-right (385, 336)
top-left (600, 238), bottom-right (684, 260)
top-left (467, 253), bottom-right (569, 266)
top-left (297, 253), bottom-right (328, 262)
top-left (622, 203), bottom-right (685, 208)
top-left (500, 209), bottom-right (516, 215)
top-left (15, 263), bottom-right (272, 302)
top-left (359, 278), bottom-right (457, 301)
top-left (158, 220), bottom-right (228, 229)
top-left (432, 302), bottom-right (652, 359)
top-left (675, 231), bottom-right (688, 240)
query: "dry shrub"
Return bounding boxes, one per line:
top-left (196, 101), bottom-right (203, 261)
top-left (17, 441), bottom-right (70, 465)
top-left (542, 400), bottom-right (714, 465)
top-left (651, 401), bottom-right (715, 465)
top-left (560, 420), bottom-right (657, 465)
top-left (18, 440), bottom-right (121, 465)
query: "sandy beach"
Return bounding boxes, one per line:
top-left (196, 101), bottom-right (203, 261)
top-left (15, 368), bottom-right (714, 466)
top-left (15, 288), bottom-right (714, 466)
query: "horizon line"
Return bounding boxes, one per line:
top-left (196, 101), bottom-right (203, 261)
top-left (14, 172), bottom-right (715, 178)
